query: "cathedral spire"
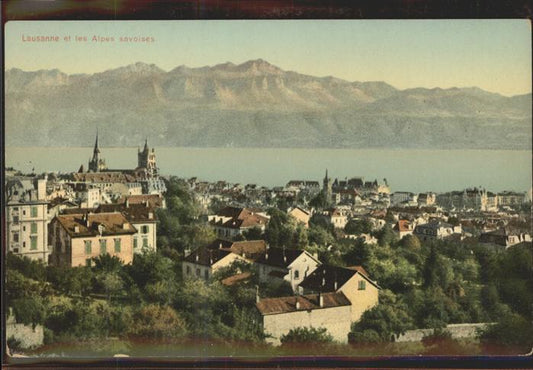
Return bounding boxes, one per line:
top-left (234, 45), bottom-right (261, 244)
top-left (93, 130), bottom-right (100, 154)
top-left (143, 138), bottom-right (149, 152)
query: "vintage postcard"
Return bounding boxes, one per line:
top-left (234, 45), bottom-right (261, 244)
top-left (3, 17), bottom-right (532, 363)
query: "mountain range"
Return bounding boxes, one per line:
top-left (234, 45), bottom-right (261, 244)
top-left (5, 59), bottom-right (532, 149)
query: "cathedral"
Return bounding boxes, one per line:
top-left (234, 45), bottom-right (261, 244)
top-left (87, 133), bottom-right (107, 173)
top-left (137, 139), bottom-right (158, 177)
top-left (85, 134), bottom-right (159, 177)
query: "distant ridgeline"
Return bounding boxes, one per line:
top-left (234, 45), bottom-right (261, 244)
top-left (5, 61), bottom-right (532, 149)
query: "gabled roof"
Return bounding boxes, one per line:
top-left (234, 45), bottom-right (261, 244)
top-left (207, 239), bottom-right (267, 261)
top-left (96, 203), bottom-right (157, 223)
top-left (394, 220), bottom-right (413, 232)
top-left (54, 213), bottom-right (137, 238)
top-left (117, 194), bottom-right (164, 208)
top-left (212, 207), bottom-right (269, 229)
top-left (255, 247), bottom-right (314, 268)
top-left (256, 292), bottom-right (351, 315)
top-left (299, 264), bottom-right (380, 293)
top-left (183, 246), bottom-right (233, 267)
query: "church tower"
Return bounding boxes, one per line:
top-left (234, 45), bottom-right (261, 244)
top-left (138, 139), bottom-right (158, 177)
top-left (323, 169), bottom-right (332, 205)
top-left (88, 132), bottom-right (107, 172)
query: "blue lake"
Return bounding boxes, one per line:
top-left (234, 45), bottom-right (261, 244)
top-left (5, 147), bottom-right (532, 193)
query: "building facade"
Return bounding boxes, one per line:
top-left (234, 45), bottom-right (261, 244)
top-left (5, 177), bottom-right (50, 262)
top-left (49, 212), bottom-right (136, 267)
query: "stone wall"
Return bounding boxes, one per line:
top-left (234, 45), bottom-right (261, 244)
top-left (263, 305), bottom-right (352, 345)
top-left (394, 323), bottom-right (492, 343)
top-left (5, 314), bottom-right (44, 349)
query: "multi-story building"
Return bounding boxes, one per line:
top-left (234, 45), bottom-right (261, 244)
top-left (299, 264), bottom-right (380, 322)
top-left (49, 212), bottom-right (136, 267)
top-left (5, 177), bottom-right (50, 262)
top-left (208, 206), bottom-right (269, 239)
top-left (96, 202), bottom-right (158, 253)
top-left (497, 191), bottom-right (526, 208)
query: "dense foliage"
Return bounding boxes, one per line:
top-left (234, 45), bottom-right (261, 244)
top-left (5, 176), bottom-right (532, 354)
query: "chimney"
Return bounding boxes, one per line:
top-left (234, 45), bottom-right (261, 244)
top-left (148, 212), bottom-right (153, 219)
top-left (295, 297), bottom-right (301, 310)
top-left (255, 285), bottom-right (260, 303)
top-left (319, 293), bottom-right (324, 307)
top-left (123, 223), bottom-right (129, 230)
top-left (125, 199), bottom-right (129, 207)
top-left (334, 280), bottom-right (338, 290)
top-left (219, 243), bottom-right (222, 249)
top-left (195, 254), bottom-right (199, 262)
top-left (74, 226), bottom-right (80, 233)
top-left (265, 252), bottom-right (268, 260)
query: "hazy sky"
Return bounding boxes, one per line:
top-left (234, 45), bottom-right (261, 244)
top-left (5, 20), bottom-right (531, 96)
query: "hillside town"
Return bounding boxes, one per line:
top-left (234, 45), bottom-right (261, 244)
top-left (4, 138), bottom-right (532, 355)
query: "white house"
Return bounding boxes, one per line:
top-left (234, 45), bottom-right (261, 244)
top-left (255, 246), bottom-right (320, 292)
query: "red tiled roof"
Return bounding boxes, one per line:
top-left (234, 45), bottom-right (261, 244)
top-left (256, 292), bottom-right (351, 315)
top-left (54, 212), bottom-right (136, 237)
top-left (213, 207), bottom-right (269, 229)
top-left (221, 272), bottom-right (252, 286)
top-left (96, 203), bottom-right (157, 222)
top-left (118, 194), bottom-right (164, 208)
top-left (394, 220), bottom-right (412, 232)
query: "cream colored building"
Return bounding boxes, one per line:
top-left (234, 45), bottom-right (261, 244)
top-left (5, 177), bottom-right (50, 263)
top-left (256, 292), bottom-right (352, 345)
top-left (288, 207), bottom-right (311, 228)
top-left (182, 246), bottom-right (245, 280)
top-left (96, 202), bottom-right (158, 253)
top-left (299, 265), bottom-right (380, 322)
top-left (49, 212), bottom-right (136, 267)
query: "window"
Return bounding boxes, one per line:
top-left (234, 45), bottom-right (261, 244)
top-left (84, 240), bottom-right (92, 254)
top-left (14, 248), bottom-right (19, 253)
top-left (114, 238), bottom-right (121, 253)
top-left (294, 270), bottom-right (300, 280)
top-left (186, 266), bottom-right (191, 275)
top-left (100, 239), bottom-right (107, 254)
top-left (141, 225), bottom-right (149, 234)
top-left (23, 210), bottom-right (26, 216)
top-left (13, 216), bottom-right (19, 223)
top-left (31, 207), bottom-right (38, 217)
top-left (204, 269), bottom-right (209, 279)
top-left (358, 280), bottom-right (366, 290)
top-left (196, 268), bottom-right (200, 277)
top-left (22, 226), bottom-right (26, 232)
top-left (13, 233), bottom-right (19, 243)
top-left (30, 236), bottom-right (38, 250)
top-left (142, 237), bottom-right (148, 248)
top-left (86, 259), bottom-right (92, 267)
top-left (31, 222), bottom-right (38, 234)
top-left (133, 238), bottom-right (138, 249)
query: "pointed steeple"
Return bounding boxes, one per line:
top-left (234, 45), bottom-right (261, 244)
top-left (143, 138), bottom-right (149, 152)
top-left (93, 130), bottom-right (100, 154)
